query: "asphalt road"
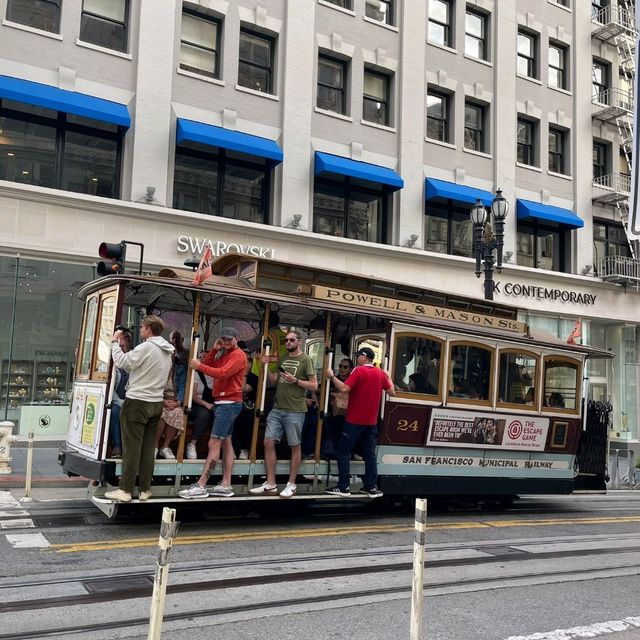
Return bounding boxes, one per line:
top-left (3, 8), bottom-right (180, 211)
top-left (1, 490), bottom-right (640, 639)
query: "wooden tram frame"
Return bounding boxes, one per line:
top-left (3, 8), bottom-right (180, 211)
top-left (58, 254), bottom-right (612, 517)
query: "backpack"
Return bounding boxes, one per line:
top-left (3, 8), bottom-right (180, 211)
top-left (197, 371), bottom-right (214, 403)
top-left (115, 368), bottom-right (129, 400)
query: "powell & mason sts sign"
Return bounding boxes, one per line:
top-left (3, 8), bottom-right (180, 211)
top-left (496, 282), bottom-right (597, 305)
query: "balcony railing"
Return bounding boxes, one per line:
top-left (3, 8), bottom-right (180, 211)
top-left (596, 255), bottom-right (640, 284)
top-left (592, 5), bottom-right (637, 42)
top-left (592, 173), bottom-right (631, 203)
top-left (592, 88), bottom-right (633, 121)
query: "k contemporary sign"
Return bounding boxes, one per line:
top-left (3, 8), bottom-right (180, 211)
top-left (496, 282), bottom-right (597, 306)
top-left (177, 235), bottom-right (275, 259)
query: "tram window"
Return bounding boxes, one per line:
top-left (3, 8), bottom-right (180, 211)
top-left (357, 335), bottom-right (386, 368)
top-left (543, 357), bottom-right (579, 410)
top-left (92, 292), bottom-right (118, 380)
top-left (497, 351), bottom-right (538, 406)
top-left (393, 334), bottom-right (442, 397)
top-left (290, 268), bottom-right (314, 281)
top-left (78, 295), bottom-right (99, 378)
top-left (448, 343), bottom-right (493, 402)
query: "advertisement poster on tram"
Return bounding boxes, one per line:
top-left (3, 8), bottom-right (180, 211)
top-left (426, 408), bottom-right (549, 451)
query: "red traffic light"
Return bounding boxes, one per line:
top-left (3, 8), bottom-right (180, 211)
top-left (99, 242), bottom-right (125, 260)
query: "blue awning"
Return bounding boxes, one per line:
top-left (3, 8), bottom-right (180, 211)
top-left (0, 75), bottom-right (131, 128)
top-left (314, 152), bottom-right (404, 191)
top-left (425, 177), bottom-right (493, 206)
top-left (517, 199), bottom-right (584, 229)
top-left (176, 118), bottom-right (283, 164)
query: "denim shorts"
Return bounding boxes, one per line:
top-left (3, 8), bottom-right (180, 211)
top-left (265, 408), bottom-right (305, 446)
top-left (211, 402), bottom-right (243, 440)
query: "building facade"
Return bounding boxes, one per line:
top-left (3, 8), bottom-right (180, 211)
top-left (1, 0), bottom-right (639, 443)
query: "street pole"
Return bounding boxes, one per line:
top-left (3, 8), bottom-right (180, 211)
top-left (20, 431), bottom-right (34, 503)
top-left (483, 245), bottom-right (495, 301)
top-left (147, 507), bottom-right (179, 640)
top-left (410, 498), bottom-right (427, 639)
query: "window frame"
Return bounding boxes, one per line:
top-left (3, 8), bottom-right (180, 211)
top-left (496, 348), bottom-right (540, 411)
top-left (363, 68), bottom-right (391, 126)
top-left (446, 340), bottom-right (496, 408)
top-left (593, 219), bottom-right (630, 261)
top-left (592, 141), bottom-right (609, 179)
top-left (428, 0), bottom-right (452, 48)
top-left (548, 41), bottom-right (567, 90)
top-left (517, 117), bottom-right (537, 167)
top-left (592, 59), bottom-right (609, 100)
top-left (391, 331), bottom-right (445, 403)
top-left (464, 7), bottom-right (488, 61)
top-left (516, 220), bottom-right (566, 272)
top-left (365, 0), bottom-right (394, 26)
top-left (80, 0), bottom-right (130, 53)
top-left (322, 0), bottom-right (353, 9)
top-left (426, 89), bottom-right (451, 143)
top-left (6, 0), bottom-right (61, 33)
top-left (173, 144), bottom-right (272, 224)
top-left (91, 289), bottom-right (119, 381)
top-left (517, 29), bottom-right (538, 79)
top-left (548, 126), bottom-right (568, 175)
top-left (76, 293), bottom-right (100, 381)
top-left (541, 355), bottom-right (582, 416)
top-left (0, 98), bottom-right (124, 198)
top-left (424, 202), bottom-right (475, 258)
top-left (238, 28), bottom-right (275, 95)
top-left (464, 100), bottom-right (487, 153)
top-left (317, 54), bottom-right (348, 115)
top-left (179, 7), bottom-right (222, 79)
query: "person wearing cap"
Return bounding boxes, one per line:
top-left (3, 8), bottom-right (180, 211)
top-left (179, 327), bottom-right (247, 499)
top-left (324, 347), bottom-right (395, 498)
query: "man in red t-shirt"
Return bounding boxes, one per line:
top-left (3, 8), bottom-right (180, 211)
top-left (324, 347), bottom-right (395, 498)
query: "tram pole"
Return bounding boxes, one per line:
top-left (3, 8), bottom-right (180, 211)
top-left (147, 507), bottom-right (179, 640)
top-left (410, 498), bottom-right (427, 640)
top-left (20, 431), bottom-right (34, 503)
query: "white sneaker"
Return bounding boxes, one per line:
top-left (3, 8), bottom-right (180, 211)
top-left (186, 442), bottom-right (197, 460)
top-left (104, 489), bottom-right (132, 502)
top-left (178, 483), bottom-right (208, 499)
top-left (239, 449), bottom-right (249, 460)
top-left (249, 481), bottom-right (278, 495)
top-left (280, 482), bottom-right (297, 499)
top-left (138, 490), bottom-right (152, 501)
top-left (160, 447), bottom-right (175, 459)
top-left (154, 448), bottom-right (158, 458)
top-left (209, 483), bottom-right (234, 497)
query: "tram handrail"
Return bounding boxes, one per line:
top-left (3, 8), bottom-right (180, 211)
top-left (259, 343), bottom-right (271, 415)
top-left (185, 332), bottom-right (199, 411)
top-left (323, 349), bottom-right (334, 416)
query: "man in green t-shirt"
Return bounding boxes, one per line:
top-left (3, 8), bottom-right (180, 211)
top-left (250, 330), bottom-right (317, 498)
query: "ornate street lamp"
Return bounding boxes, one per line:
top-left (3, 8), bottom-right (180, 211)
top-left (470, 188), bottom-right (509, 301)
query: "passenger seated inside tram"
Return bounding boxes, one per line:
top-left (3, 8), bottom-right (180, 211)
top-left (525, 387), bottom-right (535, 405)
top-left (450, 380), bottom-right (468, 398)
top-left (547, 392), bottom-right (565, 408)
top-left (408, 373), bottom-right (432, 394)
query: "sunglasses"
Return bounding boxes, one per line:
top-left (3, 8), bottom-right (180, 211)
top-left (338, 365), bottom-right (350, 369)
top-left (285, 338), bottom-right (298, 343)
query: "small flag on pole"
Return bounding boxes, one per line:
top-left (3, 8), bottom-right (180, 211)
top-left (567, 318), bottom-right (582, 345)
top-left (192, 246), bottom-right (213, 286)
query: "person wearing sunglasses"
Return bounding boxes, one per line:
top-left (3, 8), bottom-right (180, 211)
top-left (250, 330), bottom-right (317, 498)
top-left (179, 327), bottom-right (247, 500)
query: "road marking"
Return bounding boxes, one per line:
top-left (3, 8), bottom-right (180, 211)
top-left (4, 533), bottom-right (50, 548)
top-left (505, 616), bottom-right (640, 639)
top-left (0, 490), bottom-right (46, 547)
top-left (0, 518), bottom-right (35, 529)
top-left (51, 514), bottom-right (640, 554)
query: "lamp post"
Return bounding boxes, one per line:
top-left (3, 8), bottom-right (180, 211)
top-left (470, 188), bottom-right (509, 301)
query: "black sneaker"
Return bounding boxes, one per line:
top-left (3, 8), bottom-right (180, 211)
top-left (325, 486), bottom-right (351, 497)
top-left (360, 487), bottom-right (384, 498)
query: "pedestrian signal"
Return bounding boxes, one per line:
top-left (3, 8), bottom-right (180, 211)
top-left (97, 241), bottom-right (127, 276)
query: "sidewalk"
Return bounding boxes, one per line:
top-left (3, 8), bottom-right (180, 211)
top-left (0, 442), bottom-right (88, 489)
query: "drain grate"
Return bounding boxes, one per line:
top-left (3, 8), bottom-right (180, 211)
top-left (83, 575), bottom-right (153, 594)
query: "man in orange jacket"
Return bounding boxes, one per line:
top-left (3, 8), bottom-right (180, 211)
top-left (179, 327), bottom-right (247, 499)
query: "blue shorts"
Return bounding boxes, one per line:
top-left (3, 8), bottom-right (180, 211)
top-left (211, 402), bottom-right (243, 440)
top-left (265, 408), bottom-right (305, 447)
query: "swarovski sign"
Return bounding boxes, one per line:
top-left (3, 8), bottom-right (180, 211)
top-left (176, 235), bottom-right (275, 259)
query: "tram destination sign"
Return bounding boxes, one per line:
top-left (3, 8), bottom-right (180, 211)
top-left (426, 408), bottom-right (550, 452)
top-left (312, 286), bottom-right (527, 333)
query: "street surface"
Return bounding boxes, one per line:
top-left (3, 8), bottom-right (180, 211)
top-left (1, 489), bottom-right (640, 639)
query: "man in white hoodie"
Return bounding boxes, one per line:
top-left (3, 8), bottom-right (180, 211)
top-left (105, 315), bottom-right (174, 502)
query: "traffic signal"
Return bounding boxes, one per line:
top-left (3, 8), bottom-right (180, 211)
top-left (97, 241), bottom-right (127, 276)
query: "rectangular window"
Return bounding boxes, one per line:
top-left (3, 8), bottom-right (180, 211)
top-left (317, 55), bottom-right (347, 114)
top-left (517, 30), bottom-right (537, 79)
top-left (592, 0), bottom-right (608, 19)
top-left (363, 69), bottom-right (390, 126)
top-left (517, 223), bottom-right (564, 272)
top-left (180, 10), bottom-right (221, 79)
top-left (323, 0), bottom-right (353, 8)
top-left (428, 0), bottom-right (452, 47)
top-left (593, 142), bottom-right (609, 179)
top-left (313, 179), bottom-right (387, 244)
top-left (80, 0), bottom-right (129, 53)
top-left (464, 101), bottom-right (486, 152)
top-left (517, 118), bottom-right (536, 166)
top-left (238, 29), bottom-right (274, 94)
top-left (425, 204), bottom-right (474, 257)
top-left (365, 0), bottom-right (393, 25)
top-left (465, 8), bottom-right (487, 60)
top-left (549, 127), bottom-right (568, 175)
top-left (426, 90), bottom-right (450, 143)
top-left (548, 42), bottom-right (567, 89)
top-left (173, 148), bottom-right (271, 224)
top-left (592, 60), bottom-right (609, 101)
top-left (594, 220), bottom-right (630, 261)
top-left (0, 100), bottom-right (123, 198)
top-left (6, 0), bottom-right (60, 33)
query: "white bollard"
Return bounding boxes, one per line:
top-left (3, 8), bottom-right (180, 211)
top-left (0, 421), bottom-right (18, 475)
top-left (410, 498), bottom-right (427, 640)
top-left (20, 431), bottom-right (34, 503)
top-left (147, 507), bottom-right (179, 640)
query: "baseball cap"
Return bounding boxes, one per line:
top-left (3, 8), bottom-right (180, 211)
top-left (220, 327), bottom-right (238, 339)
top-left (355, 347), bottom-right (375, 360)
